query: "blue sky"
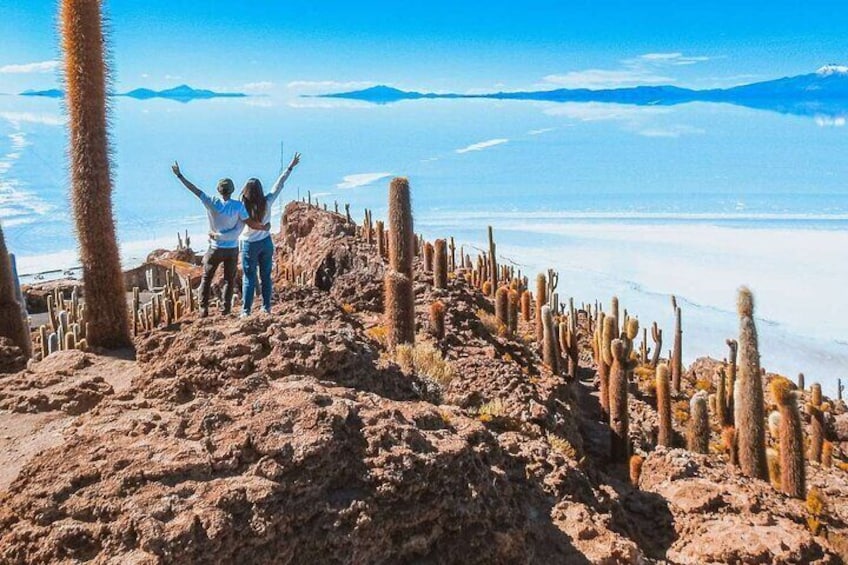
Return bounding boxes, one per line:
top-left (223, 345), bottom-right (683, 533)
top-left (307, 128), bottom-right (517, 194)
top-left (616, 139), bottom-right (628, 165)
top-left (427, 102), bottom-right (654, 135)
top-left (1, 1), bottom-right (847, 95)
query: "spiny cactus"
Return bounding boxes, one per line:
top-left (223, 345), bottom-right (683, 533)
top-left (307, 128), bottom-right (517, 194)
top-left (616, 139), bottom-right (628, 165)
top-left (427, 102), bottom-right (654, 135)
top-left (723, 426), bottom-right (738, 465)
top-left (520, 291), bottom-right (531, 323)
top-left (725, 339), bottom-right (738, 418)
top-left (808, 403), bottom-right (823, 464)
top-left (609, 338), bottom-right (630, 462)
top-left (60, 0), bottom-right (131, 348)
top-left (507, 289), bottom-right (519, 336)
top-left (433, 239), bottom-right (448, 289)
top-left (423, 242), bottom-right (434, 273)
top-left (495, 286), bottom-right (509, 331)
top-left (716, 367), bottom-right (729, 426)
top-left (384, 271), bottom-right (415, 349)
top-left (429, 300), bottom-right (445, 340)
top-left (541, 305), bottom-right (559, 374)
top-left (810, 383), bottom-right (822, 407)
top-left (629, 454), bottom-right (644, 487)
top-left (688, 391), bottom-right (710, 454)
top-left (375, 220), bottom-right (385, 258)
top-left (650, 321), bottom-right (662, 368)
top-left (388, 177), bottom-right (414, 278)
top-left (671, 306), bottom-right (683, 392)
top-left (822, 441), bottom-right (833, 469)
top-left (610, 296), bottom-right (620, 333)
top-left (797, 372), bottom-right (805, 391)
top-left (656, 363), bottom-right (672, 447)
top-left (734, 287), bottom-right (768, 480)
top-left (772, 377), bottom-right (805, 498)
top-left (482, 280), bottom-right (492, 297)
top-left (599, 315), bottom-right (617, 417)
top-left (535, 273), bottom-right (546, 344)
top-left (487, 226), bottom-right (497, 293)
top-left (0, 223), bottom-right (31, 357)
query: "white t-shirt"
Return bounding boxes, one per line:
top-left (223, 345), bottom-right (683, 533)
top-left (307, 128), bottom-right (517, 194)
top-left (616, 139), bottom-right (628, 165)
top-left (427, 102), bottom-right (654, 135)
top-left (197, 192), bottom-right (248, 249)
top-left (239, 168), bottom-right (292, 244)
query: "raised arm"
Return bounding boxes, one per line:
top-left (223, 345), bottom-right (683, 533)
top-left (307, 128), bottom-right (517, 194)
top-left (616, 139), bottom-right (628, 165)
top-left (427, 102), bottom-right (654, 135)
top-left (171, 161), bottom-right (205, 199)
top-left (268, 152), bottom-right (301, 200)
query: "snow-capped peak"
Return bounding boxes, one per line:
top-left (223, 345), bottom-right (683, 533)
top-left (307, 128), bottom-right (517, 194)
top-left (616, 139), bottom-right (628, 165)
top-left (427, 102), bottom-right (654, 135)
top-left (817, 64), bottom-right (848, 76)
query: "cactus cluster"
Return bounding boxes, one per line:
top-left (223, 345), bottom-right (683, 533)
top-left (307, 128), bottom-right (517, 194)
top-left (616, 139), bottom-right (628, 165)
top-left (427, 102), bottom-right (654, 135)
top-left (132, 266), bottom-right (195, 335)
top-left (37, 286), bottom-right (88, 358)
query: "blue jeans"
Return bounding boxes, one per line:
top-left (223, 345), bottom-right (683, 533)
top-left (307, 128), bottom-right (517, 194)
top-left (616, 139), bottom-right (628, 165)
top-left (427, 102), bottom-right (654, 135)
top-left (241, 236), bottom-right (274, 314)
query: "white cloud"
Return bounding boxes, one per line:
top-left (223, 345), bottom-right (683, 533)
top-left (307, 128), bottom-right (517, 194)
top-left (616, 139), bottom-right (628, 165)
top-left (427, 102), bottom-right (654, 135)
top-left (638, 125), bottom-right (706, 138)
top-left (0, 60), bottom-right (59, 74)
top-left (337, 172), bottom-right (392, 189)
top-left (544, 102), bottom-right (669, 122)
top-left (635, 52), bottom-right (711, 66)
top-left (287, 80), bottom-right (375, 92)
top-left (456, 138), bottom-right (509, 154)
top-left (815, 116), bottom-right (846, 127)
top-left (527, 127), bottom-right (556, 135)
top-left (541, 51), bottom-right (710, 89)
top-left (542, 69), bottom-right (673, 89)
top-left (0, 111), bottom-right (64, 127)
top-left (165, 74), bottom-right (182, 80)
top-left (243, 81), bottom-right (274, 93)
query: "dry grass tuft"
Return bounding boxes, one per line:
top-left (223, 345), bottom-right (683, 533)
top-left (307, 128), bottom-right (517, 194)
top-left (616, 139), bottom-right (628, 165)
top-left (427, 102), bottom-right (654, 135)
top-left (393, 342), bottom-right (455, 386)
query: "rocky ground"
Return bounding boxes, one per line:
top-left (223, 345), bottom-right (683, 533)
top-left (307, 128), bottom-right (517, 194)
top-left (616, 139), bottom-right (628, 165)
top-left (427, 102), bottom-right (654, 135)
top-left (0, 201), bottom-right (846, 564)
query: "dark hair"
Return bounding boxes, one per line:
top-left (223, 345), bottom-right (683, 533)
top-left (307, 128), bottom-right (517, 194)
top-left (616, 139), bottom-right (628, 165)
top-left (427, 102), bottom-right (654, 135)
top-left (217, 178), bottom-right (235, 196)
top-left (241, 178), bottom-right (267, 223)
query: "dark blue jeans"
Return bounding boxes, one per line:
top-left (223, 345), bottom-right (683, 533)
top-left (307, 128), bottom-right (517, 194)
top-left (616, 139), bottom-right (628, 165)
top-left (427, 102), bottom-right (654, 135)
top-left (241, 235), bottom-right (274, 314)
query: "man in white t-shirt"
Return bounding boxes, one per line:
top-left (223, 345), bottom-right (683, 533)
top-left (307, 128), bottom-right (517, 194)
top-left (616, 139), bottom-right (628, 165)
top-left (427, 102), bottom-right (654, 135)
top-left (171, 162), bottom-right (268, 317)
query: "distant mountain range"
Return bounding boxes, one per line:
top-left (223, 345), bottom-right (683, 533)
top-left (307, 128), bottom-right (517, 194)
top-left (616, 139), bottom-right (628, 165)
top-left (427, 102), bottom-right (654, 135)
top-left (20, 85), bottom-right (246, 102)
top-left (317, 65), bottom-right (848, 119)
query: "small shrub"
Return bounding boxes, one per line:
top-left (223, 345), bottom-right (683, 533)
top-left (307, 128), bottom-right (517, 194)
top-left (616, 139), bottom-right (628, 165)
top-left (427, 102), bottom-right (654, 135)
top-left (548, 433), bottom-right (578, 459)
top-left (366, 325), bottom-right (388, 347)
top-left (478, 399), bottom-right (505, 422)
top-left (391, 342), bottom-right (455, 386)
top-left (341, 303), bottom-right (356, 314)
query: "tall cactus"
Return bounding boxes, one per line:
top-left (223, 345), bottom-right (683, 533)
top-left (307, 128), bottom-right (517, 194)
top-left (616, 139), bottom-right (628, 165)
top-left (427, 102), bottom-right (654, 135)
top-left (734, 287), bottom-right (768, 480)
top-left (520, 291), bottom-right (531, 323)
top-left (384, 178), bottom-right (415, 348)
top-left (433, 239), bottom-right (448, 289)
top-left (541, 305), bottom-right (558, 373)
top-left (609, 338), bottom-right (630, 462)
top-left (725, 339), bottom-right (738, 417)
top-left (671, 306), bottom-right (683, 392)
top-left (429, 300), bottom-right (445, 340)
top-left (495, 286), bottom-right (509, 331)
top-left (772, 377), bottom-right (805, 498)
top-left (599, 315), bottom-right (616, 417)
top-left (60, 0), bottom-right (131, 348)
top-left (808, 403), bottom-right (823, 464)
top-left (507, 289), bottom-right (519, 336)
top-left (388, 178), bottom-right (414, 278)
top-left (656, 363), bottom-right (672, 447)
top-left (0, 224), bottom-right (31, 357)
top-left (688, 391), bottom-right (710, 454)
top-left (535, 273), bottom-right (546, 345)
top-left (423, 242), bottom-right (434, 273)
top-left (715, 367), bottom-right (729, 426)
top-left (487, 226), bottom-right (497, 294)
top-left (650, 321), bottom-right (662, 368)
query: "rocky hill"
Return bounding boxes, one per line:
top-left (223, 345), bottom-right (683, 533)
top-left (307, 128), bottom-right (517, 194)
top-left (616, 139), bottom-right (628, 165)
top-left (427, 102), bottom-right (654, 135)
top-left (0, 201), bottom-right (846, 564)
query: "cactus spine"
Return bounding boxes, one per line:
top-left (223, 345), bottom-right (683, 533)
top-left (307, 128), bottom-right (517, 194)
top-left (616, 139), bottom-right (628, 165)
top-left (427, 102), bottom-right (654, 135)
top-left (609, 338), bottom-right (629, 462)
top-left (687, 391), bottom-right (710, 454)
top-left (433, 239), bottom-right (448, 289)
top-left (671, 306), bottom-right (682, 392)
top-left (384, 178), bottom-right (415, 348)
top-left (734, 287), bottom-right (768, 480)
top-left (770, 378), bottom-right (805, 498)
top-left (0, 224), bottom-right (31, 357)
top-left (60, 0), bottom-right (131, 348)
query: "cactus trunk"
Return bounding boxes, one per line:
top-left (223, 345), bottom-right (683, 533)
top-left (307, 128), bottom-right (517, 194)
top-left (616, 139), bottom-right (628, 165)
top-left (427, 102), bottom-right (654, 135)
top-left (433, 239), bottom-right (448, 289)
top-left (60, 0), bottom-right (131, 348)
top-left (772, 378), bottom-right (805, 499)
top-left (687, 391), bottom-right (710, 454)
top-left (0, 224), bottom-right (31, 357)
top-left (733, 287), bottom-right (768, 481)
top-left (671, 306), bottom-right (682, 392)
top-left (609, 339), bottom-right (629, 462)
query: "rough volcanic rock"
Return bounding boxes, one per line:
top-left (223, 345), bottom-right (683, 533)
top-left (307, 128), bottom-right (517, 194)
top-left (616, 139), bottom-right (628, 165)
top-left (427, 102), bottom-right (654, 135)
top-left (0, 350), bottom-right (113, 415)
top-left (0, 337), bottom-right (27, 374)
top-left (146, 247), bottom-right (198, 264)
top-left (21, 279), bottom-right (80, 314)
top-left (634, 447), bottom-right (838, 564)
